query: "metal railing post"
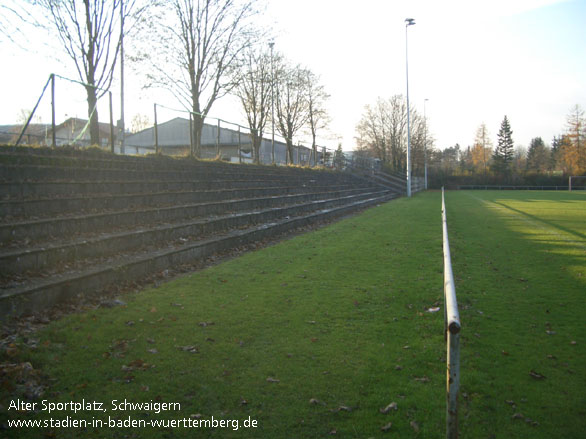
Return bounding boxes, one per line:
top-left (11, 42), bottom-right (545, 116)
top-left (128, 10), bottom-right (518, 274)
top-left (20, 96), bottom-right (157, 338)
top-left (189, 114), bottom-right (194, 157)
top-left (216, 119), bottom-right (220, 158)
top-left (51, 74), bottom-right (56, 147)
top-left (109, 91), bottom-right (114, 153)
top-left (154, 104), bottom-right (159, 154)
top-left (442, 187), bottom-right (461, 439)
top-left (238, 126), bottom-right (242, 164)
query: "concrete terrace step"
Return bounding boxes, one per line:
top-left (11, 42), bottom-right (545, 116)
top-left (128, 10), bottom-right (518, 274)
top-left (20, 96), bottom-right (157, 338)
top-left (0, 146), bottom-right (401, 320)
top-left (0, 148), bottom-right (330, 176)
top-left (0, 189), bottom-right (392, 277)
top-left (0, 163), bottom-right (356, 185)
top-left (0, 179), bottom-right (362, 199)
top-left (0, 184), bottom-right (369, 219)
top-left (0, 191), bottom-right (398, 320)
top-left (0, 188), bottom-right (385, 243)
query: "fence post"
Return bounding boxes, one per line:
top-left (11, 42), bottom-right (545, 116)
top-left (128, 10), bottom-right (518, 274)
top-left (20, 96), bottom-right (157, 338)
top-left (15, 75), bottom-right (53, 148)
top-left (216, 119), bottom-right (220, 158)
top-left (51, 74), bottom-right (56, 147)
top-left (109, 91), bottom-right (114, 153)
top-left (238, 126), bottom-right (242, 164)
top-left (189, 114), bottom-right (194, 157)
top-left (154, 104), bottom-right (159, 154)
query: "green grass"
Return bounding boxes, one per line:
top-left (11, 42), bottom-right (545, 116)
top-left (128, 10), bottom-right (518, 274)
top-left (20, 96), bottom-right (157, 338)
top-left (2, 190), bottom-right (585, 438)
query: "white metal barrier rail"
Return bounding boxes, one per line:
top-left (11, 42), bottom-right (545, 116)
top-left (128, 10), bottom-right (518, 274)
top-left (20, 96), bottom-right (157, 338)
top-left (441, 187), bottom-right (461, 439)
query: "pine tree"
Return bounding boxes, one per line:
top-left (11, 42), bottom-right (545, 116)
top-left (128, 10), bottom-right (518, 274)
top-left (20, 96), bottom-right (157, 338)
top-left (526, 137), bottom-right (549, 172)
top-left (493, 116), bottom-right (514, 177)
top-left (333, 144), bottom-right (346, 170)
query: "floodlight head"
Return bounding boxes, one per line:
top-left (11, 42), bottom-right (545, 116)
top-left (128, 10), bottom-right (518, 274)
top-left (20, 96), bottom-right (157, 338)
top-left (405, 18), bottom-right (415, 26)
top-left (269, 41), bottom-right (274, 49)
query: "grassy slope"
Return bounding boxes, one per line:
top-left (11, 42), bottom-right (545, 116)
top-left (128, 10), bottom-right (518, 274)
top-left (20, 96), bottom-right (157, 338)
top-left (2, 190), bottom-right (585, 438)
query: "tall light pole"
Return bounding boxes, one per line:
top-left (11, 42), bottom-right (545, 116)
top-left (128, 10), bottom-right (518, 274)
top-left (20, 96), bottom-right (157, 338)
top-left (269, 41), bottom-right (275, 165)
top-left (120, 0), bottom-right (125, 155)
top-left (424, 98), bottom-right (429, 190)
top-left (405, 17), bottom-right (415, 197)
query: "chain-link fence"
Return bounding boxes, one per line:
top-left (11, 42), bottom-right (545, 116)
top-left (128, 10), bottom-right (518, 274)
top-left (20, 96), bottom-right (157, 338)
top-left (4, 74), bottom-right (354, 168)
top-left (5, 74), bottom-right (412, 192)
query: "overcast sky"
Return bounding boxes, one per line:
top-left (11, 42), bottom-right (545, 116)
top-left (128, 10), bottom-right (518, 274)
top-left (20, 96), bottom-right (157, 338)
top-left (1, 0), bottom-right (585, 152)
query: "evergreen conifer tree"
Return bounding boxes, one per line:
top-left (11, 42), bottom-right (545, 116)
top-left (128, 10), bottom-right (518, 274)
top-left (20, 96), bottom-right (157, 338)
top-left (333, 144), bottom-right (346, 170)
top-left (493, 116), bottom-right (514, 177)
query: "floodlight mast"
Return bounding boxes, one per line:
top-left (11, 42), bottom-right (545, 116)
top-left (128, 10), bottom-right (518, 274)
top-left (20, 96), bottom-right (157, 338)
top-left (424, 98), bottom-right (429, 190)
top-left (269, 41), bottom-right (275, 164)
top-left (405, 18), bottom-right (416, 197)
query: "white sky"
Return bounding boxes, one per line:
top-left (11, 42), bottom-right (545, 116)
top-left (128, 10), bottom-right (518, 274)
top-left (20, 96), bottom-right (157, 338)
top-left (1, 0), bottom-right (585, 152)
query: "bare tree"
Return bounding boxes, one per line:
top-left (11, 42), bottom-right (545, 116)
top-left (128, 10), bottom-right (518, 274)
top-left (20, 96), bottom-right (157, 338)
top-left (274, 63), bottom-right (310, 164)
top-left (32, 0), bottom-right (149, 146)
top-left (0, 1), bottom-right (35, 46)
top-left (140, 0), bottom-right (260, 157)
top-left (34, 1), bottom-right (124, 145)
top-left (355, 98), bottom-right (390, 163)
top-left (130, 113), bottom-right (151, 133)
top-left (355, 95), bottom-right (425, 174)
top-left (234, 47), bottom-right (272, 164)
top-left (305, 71), bottom-right (330, 166)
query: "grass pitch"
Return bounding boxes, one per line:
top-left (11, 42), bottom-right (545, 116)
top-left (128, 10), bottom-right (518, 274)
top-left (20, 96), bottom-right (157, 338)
top-left (2, 190), bottom-right (585, 438)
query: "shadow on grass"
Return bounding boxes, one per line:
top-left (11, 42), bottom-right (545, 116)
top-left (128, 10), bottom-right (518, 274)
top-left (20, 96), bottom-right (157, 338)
top-left (491, 200), bottom-right (586, 243)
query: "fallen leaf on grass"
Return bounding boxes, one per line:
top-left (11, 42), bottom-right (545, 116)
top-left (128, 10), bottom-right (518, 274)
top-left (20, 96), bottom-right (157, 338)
top-left (410, 420), bottom-right (420, 432)
top-left (266, 377), bottom-right (280, 383)
top-left (122, 359), bottom-right (151, 371)
top-left (414, 376), bottom-right (430, 383)
top-left (379, 402), bottom-right (398, 414)
top-left (147, 348), bottom-right (158, 354)
top-left (381, 422), bottom-right (393, 432)
top-left (426, 307), bottom-right (441, 313)
top-left (331, 405), bottom-right (352, 413)
top-left (177, 345), bottom-right (199, 354)
top-left (529, 370), bottom-right (546, 380)
top-left (5, 344), bottom-right (19, 357)
top-left (198, 322), bottom-right (215, 327)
